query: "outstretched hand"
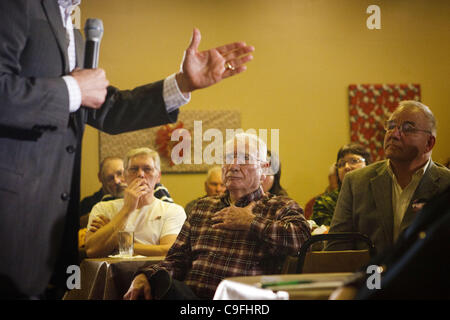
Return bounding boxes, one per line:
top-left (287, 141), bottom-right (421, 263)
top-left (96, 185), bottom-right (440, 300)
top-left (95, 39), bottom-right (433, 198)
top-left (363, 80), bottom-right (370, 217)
top-left (176, 28), bottom-right (255, 93)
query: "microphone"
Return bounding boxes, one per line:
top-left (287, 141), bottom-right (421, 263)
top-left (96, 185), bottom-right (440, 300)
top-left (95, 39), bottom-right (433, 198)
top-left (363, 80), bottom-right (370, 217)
top-left (83, 18), bottom-right (104, 68)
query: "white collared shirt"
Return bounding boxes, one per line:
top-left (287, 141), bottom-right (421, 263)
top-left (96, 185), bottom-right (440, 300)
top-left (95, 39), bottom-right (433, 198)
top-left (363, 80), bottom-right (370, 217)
top-left (58, 2), bottom-right (190, 113)
top-left (387, 158), bottom-right (431, 242)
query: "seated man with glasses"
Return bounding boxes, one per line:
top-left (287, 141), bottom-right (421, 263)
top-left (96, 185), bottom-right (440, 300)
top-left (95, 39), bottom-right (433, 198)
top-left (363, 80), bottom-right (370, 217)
top-left (311, 143), bottom-right (371, 227)
top-left (123, 133), bottom-right (311, 300)
top-left (327, 100), bottom-right (450, 254)
top-left (84, 148), bottom-right (186, 258)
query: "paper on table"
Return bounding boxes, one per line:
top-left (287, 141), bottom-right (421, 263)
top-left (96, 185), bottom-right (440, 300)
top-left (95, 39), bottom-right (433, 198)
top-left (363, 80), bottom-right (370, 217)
top-left (108, 254), bottom-right (148, 259)
top-left (261, 281), bottom-right (344, 291)
top-left (213, 280), bottom-right (289, 300)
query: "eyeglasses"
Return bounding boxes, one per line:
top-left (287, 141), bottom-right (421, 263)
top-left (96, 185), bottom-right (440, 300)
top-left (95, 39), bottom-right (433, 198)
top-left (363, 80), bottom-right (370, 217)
top-left (336, 157), bottom-right (366, 168)
top-left (127, 166), bottom-right (155, 175)
top-left (224, 153), bottom-right (262, 166)
top-left (384, 120), bottom-right (432, 135)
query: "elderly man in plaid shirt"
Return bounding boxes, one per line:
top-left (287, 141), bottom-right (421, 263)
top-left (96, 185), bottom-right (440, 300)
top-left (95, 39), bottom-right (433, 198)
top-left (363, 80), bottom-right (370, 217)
top-left (124, 133), bottom-right (311, 300)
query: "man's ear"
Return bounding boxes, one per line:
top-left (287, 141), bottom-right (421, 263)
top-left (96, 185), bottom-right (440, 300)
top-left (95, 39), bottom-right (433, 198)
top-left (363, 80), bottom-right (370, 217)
top-left (425, 135), bottom-right (436, 153)
top-left (157, 171), bottom-right (162, 183)
top-left (260, 161), bottom-right (270, 181)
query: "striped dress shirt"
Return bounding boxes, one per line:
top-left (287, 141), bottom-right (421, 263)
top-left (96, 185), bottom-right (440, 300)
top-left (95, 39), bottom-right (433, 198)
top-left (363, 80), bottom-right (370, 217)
top-left (58, 2), bottom-right (190, 113)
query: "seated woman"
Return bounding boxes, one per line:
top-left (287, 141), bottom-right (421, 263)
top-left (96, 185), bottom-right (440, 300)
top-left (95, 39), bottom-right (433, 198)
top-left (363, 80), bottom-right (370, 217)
top-left (261, 150), bottom-right (288, 196)
top-left (311, 143), bottom-right (371, 226)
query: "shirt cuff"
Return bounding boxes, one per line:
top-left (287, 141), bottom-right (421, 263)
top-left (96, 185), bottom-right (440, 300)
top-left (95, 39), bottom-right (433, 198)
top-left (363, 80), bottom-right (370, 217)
top-left (163, 73), bottom-right (191, 113)
top-left (62, 75), bottom-right (82, 113)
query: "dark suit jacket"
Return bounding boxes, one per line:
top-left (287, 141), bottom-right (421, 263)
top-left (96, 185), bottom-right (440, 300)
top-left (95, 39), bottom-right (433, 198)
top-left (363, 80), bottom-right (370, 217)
top-left (354, 186), bottom-right (450, 299)
top-left (0, 0), bottom-right (178, 296)
top-left (327, 160), bottom-right (450, 254)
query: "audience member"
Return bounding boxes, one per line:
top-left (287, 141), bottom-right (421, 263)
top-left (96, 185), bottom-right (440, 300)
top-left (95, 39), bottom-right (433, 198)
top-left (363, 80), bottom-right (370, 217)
top-left (304, 163), bottom-right (339, 220)
top-left (123, 133), bottom-right (310, 300)
top-left (79, 157), bottom-right (126, 228)
top-left (311, 143), bottom-right (371, 226)
top-left (79, 157), bottom-right (173, 228)
top-left (261, 150), bottom-right (288, 196)
top-left (184, 166), bottom-right (226, 216)
top-left (85, 148), bottom-right (186, 258)
top-left (327, 101), bottom-right (450, 253)
top-left (330, 186), bottom-right (450, 300)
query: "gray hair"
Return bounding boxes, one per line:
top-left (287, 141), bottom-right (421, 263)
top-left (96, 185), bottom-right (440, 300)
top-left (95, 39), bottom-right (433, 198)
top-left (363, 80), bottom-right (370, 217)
top-left (123, 147), bottom-right (161, 172)
top-left (206, 166), bottom-right (222, 181)
top-left (225, 132), bottom-right (268, 163)
top-left (397, 100), bottom-right (437, 136)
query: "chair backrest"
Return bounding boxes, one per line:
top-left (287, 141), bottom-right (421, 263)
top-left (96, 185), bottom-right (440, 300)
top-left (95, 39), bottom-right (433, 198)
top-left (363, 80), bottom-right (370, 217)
top-left (302, 250), bottom-right (371, 273)
top-left (281, 232), bottom-right (376, 274)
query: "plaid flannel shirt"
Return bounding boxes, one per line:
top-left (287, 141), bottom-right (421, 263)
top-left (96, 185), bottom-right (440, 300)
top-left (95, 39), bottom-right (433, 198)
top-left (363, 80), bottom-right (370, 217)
top-left (139, 187), bottom-right (311, 299)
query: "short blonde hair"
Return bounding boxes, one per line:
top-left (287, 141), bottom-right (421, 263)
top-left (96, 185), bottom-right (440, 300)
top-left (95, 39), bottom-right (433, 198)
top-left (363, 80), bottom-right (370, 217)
top-left (123, 147), bottom-right (161, 172)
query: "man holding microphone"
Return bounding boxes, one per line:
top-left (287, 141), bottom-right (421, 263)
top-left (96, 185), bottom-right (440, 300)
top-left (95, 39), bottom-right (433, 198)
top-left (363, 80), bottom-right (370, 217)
top-left (0, 0), bottom-right (254, 299)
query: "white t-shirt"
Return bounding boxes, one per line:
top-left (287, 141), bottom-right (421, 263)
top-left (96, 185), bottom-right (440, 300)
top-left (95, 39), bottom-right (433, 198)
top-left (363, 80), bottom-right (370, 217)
top-left (87, 198), bottom-right (186, 245)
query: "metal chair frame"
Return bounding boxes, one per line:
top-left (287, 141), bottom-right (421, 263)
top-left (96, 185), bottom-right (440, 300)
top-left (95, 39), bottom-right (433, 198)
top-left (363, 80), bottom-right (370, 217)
top-left (295, 232), bottom-right (376, 274)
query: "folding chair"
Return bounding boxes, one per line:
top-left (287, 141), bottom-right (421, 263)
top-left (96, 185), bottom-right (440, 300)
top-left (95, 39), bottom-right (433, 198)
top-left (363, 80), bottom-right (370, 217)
top-left (282, 232), bottom-right (376, 274)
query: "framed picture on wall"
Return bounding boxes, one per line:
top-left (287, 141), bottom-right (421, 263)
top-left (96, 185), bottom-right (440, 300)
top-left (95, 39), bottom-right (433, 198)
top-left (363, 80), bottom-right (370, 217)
top-left (99, 110), bottom-right (241, 173)
top-left (348, 84), bottom-right (421, 162)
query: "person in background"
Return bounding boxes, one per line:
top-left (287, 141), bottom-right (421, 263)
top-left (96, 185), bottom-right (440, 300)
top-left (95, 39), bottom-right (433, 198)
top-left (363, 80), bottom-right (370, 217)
top-left (184, 166), bottom-right (226, 216)
top-left (329, 186), bottom-right (450, 300)
top-left (311, 143), bottom-right (371, 226)
top-left (327, 101), bottom-right (450, 254)
top-left (79, 157), bottom-right (173, 228)
top-left (79, 157), bottom-right (126, 227)
top-left (85, 148), bottom-right (185, 258)
top-left (261, 150), bottom-right (288, 196)
top-left (123, 133), bottom-right (310, 300)
top-left (303, 163), bottom-right (339, 220)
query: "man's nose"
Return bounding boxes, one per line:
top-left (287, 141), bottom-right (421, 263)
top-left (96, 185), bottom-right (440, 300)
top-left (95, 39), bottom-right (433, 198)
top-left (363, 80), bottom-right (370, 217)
top-left (388, 125), bottom-right (402, 138)
top-left (136, 168), bottom-right (146, 177)
top-left (228, 164), bottom-right (240, 172)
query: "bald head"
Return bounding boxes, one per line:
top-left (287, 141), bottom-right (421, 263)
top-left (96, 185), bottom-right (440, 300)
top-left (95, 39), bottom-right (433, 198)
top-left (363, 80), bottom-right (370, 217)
top-left (384, 100), bottom-right (436, 165)
top-left (395, 100), bottom-right (436, 136)
top-left (98, 157), bottom-right (125, 197)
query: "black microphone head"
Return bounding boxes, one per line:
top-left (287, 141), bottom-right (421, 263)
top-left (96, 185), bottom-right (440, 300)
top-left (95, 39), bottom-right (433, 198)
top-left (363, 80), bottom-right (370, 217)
top-left (84, 18), bottom-right (103, 41)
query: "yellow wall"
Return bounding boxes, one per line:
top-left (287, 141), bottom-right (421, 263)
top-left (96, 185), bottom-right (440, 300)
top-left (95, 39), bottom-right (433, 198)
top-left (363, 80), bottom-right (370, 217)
top-left (79, 0), bottom-right (450, 209)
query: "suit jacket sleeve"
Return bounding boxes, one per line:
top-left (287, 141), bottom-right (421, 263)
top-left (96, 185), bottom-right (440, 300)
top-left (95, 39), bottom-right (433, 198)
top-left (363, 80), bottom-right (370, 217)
top-left (326, 175), bottom-right (356, 250)
top-left (0, 0), bottom-right (70, 133)
top-left (86, 81), bottom-right (179, 135)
